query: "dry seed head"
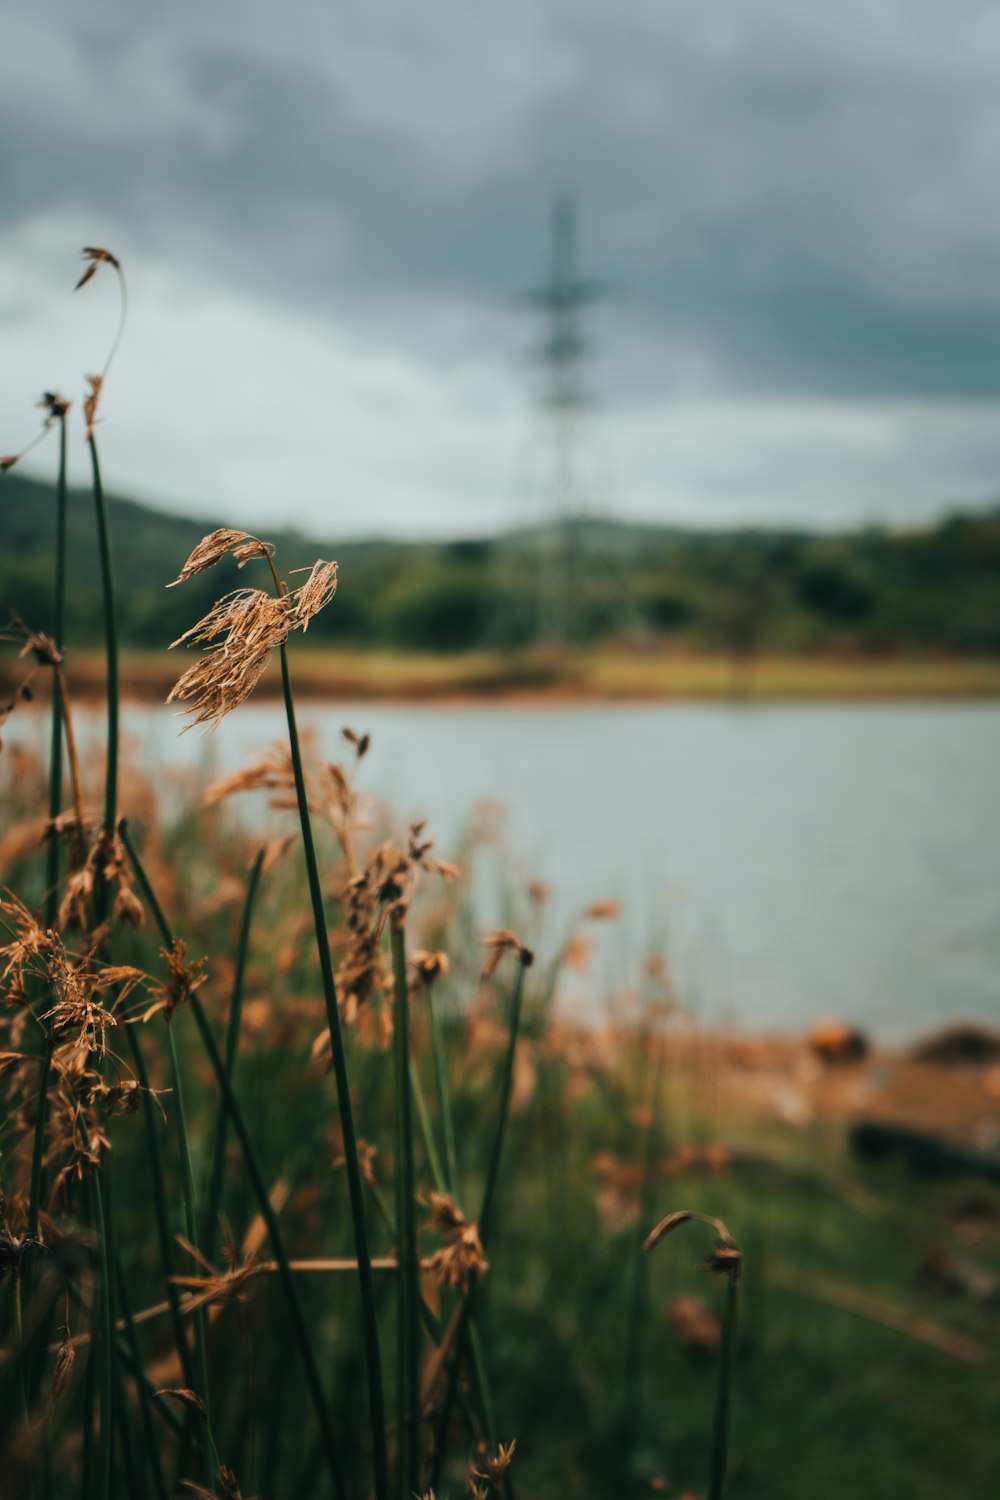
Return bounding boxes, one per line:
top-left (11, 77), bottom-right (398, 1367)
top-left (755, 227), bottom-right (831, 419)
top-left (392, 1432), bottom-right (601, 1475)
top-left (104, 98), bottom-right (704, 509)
top-left (203, 743), bottom-right (296, 807)
top-left (411, 949), bottom-right (450, 985)
top-left (341, 725), bottom-right (371, 758)
top-left (167, 589), bottom-right (293, 731)
top-left (74, 246), bottom-right (120, 291)
top-left (50, 1330), bottom-right (76, 1402)
top-left (424, 1191), bottom-right (487, 1292)
top-left (643, 1209), bottom-right (742, 1281)
top-left (584, 899), bottom-right (620, 922)
top-left (289, 558), bottom-right (338, 630)
top-left (143, 939), bottom-right (207, 1022)
top-left (37, 391), bottom-right (71, 421)
top-left (473, 1439), bottom-right (516, 1490)
top-left (169, 529), bottom-right (275, 586)
top-left (481, 929), bottom-right (534, 979)
top-left (156, 1387), bottom-right (208, 1420)
top-left (167, 547), bottom-right (339, 728)
top-left (82, 374), bottom-right (103, 440)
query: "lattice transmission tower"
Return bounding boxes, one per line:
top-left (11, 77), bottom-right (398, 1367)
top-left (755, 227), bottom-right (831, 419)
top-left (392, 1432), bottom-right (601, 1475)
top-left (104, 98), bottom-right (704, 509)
top-left (491, 195), bottom-right (636, 646)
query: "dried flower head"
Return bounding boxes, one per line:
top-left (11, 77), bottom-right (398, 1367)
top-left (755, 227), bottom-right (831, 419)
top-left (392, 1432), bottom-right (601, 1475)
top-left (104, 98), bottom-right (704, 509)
top-left (38, 390), bottom-right (71, 421)
top-left (169, 529), bottom-right (275, 586)
top-left (142, 939), bottom-right (208, 1023)
top-left (481, 929), bottom-right (534, 980)
top-left (472, 1439), bottom-right (516, 1491)
top-left (166, 540), bottom-right (339, 729)
top-left (424, 1192), bottom-right (487, 1292)
top-left (82, 374), bottom-right (103, 439)
top-left (74, 246), bottom-right (120, 292)
top-left (288, 559), bottom-right (338, 630)
top-left (341, 725), bottom-right (371, 758)
top-left (643, 1209), bottom-right (743, 1283)
top-left (171, 1227), bottom-right (261, 1315)
top-left (411, 949), bottom-right (450, 985)
top-left (50, 1329), bottom-right (76, 1402)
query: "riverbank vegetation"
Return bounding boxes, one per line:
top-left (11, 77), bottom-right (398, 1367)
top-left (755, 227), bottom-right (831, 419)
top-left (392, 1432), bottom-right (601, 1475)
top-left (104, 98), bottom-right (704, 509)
top-left (3, 471), bottom-right (1000, 666)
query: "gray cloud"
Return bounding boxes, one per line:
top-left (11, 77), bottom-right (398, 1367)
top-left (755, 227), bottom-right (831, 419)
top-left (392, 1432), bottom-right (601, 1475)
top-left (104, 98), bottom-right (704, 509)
top-left (3, 2), bottom-right (1000, 530)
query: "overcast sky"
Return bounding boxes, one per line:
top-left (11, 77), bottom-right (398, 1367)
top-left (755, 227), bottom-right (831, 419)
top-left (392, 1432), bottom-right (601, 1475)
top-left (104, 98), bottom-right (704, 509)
top-left (4, 1), bottom-right (1000, 536)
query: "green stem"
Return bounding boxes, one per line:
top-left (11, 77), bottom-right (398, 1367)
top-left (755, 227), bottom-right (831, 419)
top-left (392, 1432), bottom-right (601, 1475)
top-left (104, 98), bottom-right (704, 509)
top-left (410, 1058), bottom-right (445, 1196)
top-left (279, 641), bottom-right (389, 1500)
top-left (45, 414), bottom-right (68, 922)
top-left (708, 1272), bottom-right (740, 1500)
top-left (619, 1036), bottom-right (666, 1477)
top-left (123, 833), bottom-right (348, 1500)
top-left (429, 956), bottom-right (530, 1493)
top-left (204, 848), bottom-right (264, 1261)
top-left (87, 434), bottom-right (118, 839)
top-left (424, 981), bottom-right (458, 1193)
top-left (165, 1017), bottom-right (218, 1479)
top-left (91, 1160), bottom-right (115, 1500)
top-left (391, 926), bottom-right (420, 1498)
top-left (116, 1262), bottom-right (170, 1500)
top-left (120, 1022), bottom-right (196, 1392)
top-left (478, 957), bottom-right (529, 1246)
top-left (26, 418), bottom-right (70, 1255)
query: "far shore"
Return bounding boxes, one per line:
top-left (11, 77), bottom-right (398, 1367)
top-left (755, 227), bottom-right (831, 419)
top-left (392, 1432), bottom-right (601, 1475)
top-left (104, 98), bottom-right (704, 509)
top-left (6, 646), bottom-right (1000, 706)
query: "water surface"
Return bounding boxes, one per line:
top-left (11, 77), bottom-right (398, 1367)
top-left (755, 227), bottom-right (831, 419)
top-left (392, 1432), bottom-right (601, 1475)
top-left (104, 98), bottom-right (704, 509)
top-left (94, 700), bottom-right (1000, 1040)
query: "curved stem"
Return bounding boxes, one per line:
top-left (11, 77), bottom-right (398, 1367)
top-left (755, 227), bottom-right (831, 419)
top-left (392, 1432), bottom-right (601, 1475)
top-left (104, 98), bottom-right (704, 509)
top-left (88, 434), bottom-right (118, 841)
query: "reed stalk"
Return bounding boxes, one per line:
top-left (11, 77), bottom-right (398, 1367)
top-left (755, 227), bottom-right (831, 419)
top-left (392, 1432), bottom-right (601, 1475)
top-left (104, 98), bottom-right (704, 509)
top-left (119, 1018), bottom-right (197, 1391)
top-left (89, 1148), bottom-right (115, 1500)
top-left (45, 412), bottom-right (68, 923)
top-left (424, 978), bottom-right (458, 1192)
top-left (87, 434), bottom-right (118, 842)
top-left (116, 1261), bottom-right (170, 1500)
top-left (204, 847), bottom-right (264, 1261)
top-left (391, 924), bottom-right (420, 1498)
top-left (428, 953), bottom-right (530, 1493)
top-left (26, 414), bottom-right (70, 1252)
top-left (165, 1016), bottom-right (218, 1480)
top-left (278, 639), bottom-right (389, 1500)
top-left (708, 1268), bottom-right (740, 1500)
top-left (642, 1210), bottom-right (743, 1500)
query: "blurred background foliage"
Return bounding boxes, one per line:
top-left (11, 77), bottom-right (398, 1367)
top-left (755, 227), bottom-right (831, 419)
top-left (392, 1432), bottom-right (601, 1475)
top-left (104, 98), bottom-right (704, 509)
top-left (4, 473), bottom-right (1000, 657)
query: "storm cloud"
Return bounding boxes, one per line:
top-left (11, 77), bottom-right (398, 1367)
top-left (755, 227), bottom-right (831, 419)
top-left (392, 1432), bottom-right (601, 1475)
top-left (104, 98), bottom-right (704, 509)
top-left (3, 1), bottom-right (1000, 533)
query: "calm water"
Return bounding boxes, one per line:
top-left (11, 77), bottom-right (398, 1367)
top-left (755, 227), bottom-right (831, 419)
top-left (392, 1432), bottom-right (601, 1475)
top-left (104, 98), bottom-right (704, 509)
top-left (15, 702), bottom-right (1000, 1038)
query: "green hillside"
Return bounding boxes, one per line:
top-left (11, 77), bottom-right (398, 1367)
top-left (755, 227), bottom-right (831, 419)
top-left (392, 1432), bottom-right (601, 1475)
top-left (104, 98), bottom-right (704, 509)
top-left (3, 471), bottom-right (1000, 656)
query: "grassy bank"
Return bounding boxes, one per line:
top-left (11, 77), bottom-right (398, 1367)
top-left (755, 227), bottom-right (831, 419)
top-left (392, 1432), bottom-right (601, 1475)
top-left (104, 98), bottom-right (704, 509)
top-left (8, 645), bottom-right (1000, 706)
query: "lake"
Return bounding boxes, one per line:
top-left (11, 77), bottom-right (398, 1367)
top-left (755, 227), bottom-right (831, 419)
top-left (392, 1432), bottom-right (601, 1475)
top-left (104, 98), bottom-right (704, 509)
top-left (9, 700), bottom-right (1000, 1038)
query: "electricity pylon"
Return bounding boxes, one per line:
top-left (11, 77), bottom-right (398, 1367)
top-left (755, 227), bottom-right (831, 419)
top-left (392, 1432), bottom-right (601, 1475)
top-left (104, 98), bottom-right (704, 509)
top-left (522, 192), bottom-right (607, 640)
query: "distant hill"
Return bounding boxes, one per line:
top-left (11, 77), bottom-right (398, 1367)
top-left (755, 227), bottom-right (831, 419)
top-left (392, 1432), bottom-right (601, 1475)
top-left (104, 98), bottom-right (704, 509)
top-left (3, 471), bottom-right (1000, 655)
